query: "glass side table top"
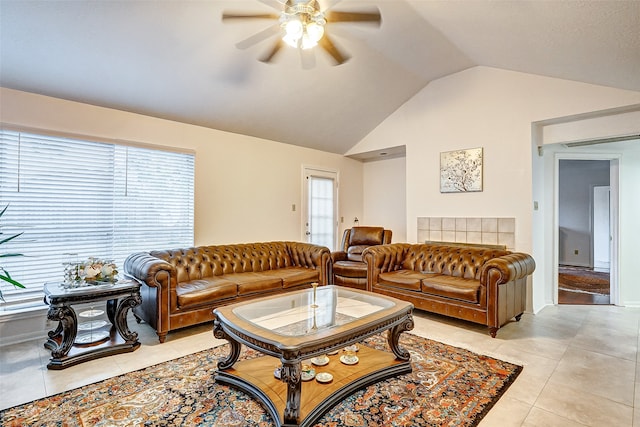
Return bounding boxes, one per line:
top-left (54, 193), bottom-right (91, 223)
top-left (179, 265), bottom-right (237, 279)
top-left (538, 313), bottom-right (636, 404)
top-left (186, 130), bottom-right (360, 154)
top-left (44, 280), bottom-right (138, 297)
top-left (232, 285), bottom-right (395, 337)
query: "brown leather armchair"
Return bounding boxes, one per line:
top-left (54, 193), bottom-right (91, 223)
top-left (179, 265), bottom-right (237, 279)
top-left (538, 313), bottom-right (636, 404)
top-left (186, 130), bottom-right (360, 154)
top-left (331, 226), bottom-right (392, 289)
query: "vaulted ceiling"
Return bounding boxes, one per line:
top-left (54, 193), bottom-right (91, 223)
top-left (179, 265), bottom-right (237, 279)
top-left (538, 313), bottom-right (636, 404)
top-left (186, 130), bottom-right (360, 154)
top-left (1, 1), bottom-right (638, 154)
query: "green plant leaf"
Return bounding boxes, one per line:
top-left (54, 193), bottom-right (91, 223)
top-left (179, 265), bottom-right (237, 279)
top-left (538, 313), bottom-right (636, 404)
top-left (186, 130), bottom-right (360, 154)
top-left (0, 232), bottom-right (23, 246)
top-left (0, 204), bottom-right (26, 294)
top-left (0, 273), bottom-right (26, 288)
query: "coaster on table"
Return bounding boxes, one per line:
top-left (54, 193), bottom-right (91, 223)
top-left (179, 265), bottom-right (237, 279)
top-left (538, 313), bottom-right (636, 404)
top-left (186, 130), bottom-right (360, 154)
top-left (311, 355), bottom-right (330, 366)
top-left (301, 368), bottom-right (316, 381)
top-left (340, 354), bottom-right (359, 365)
top-left (344, 344), bottom-right (359, 352)
top-left (315, 372), bottom-right (333, 383)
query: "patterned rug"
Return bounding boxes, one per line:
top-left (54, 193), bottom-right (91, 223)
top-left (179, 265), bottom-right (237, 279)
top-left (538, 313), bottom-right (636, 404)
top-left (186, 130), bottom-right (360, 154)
top-left (0, 333), bottom-right (521, 427)
top-left (559, 265), bottom-right (610, 295)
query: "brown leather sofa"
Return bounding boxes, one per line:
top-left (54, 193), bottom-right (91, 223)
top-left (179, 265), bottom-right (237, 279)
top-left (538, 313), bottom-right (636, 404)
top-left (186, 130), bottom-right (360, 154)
top-left (362, 243), bottom-right (535, 337)
top-left (124, 241), bottom-right (331, 342)
top-left (330, 226), bottom-right (392, 289)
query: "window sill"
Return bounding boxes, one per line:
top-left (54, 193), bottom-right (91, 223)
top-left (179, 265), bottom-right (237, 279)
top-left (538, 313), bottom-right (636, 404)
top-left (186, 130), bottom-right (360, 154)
top-left (0, 301), bottom-right (48, 321)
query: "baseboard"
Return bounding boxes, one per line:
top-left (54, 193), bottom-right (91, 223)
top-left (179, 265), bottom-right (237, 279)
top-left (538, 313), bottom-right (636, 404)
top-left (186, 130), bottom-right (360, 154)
top-left (558, 262), bottom-right (592, 269)
top-left (621, 301), bottom-right (640, 308)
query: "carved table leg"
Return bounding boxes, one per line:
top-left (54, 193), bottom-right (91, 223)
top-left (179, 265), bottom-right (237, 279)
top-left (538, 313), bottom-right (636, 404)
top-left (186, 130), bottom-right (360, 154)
top-left (47, 321), bottom-right (63, 340)
top-left (106, 298), bottom-right (117, 325)
top-left (387, 313), bottom-right (414, 361)
top-left (111, 294), bottom-right (142, 343)
top-left (46, 305), bottom-right (77, 359)
top-left (280, 360), bottom-right (302, 425)
top-left (213, 319), bottom-right (242, 370)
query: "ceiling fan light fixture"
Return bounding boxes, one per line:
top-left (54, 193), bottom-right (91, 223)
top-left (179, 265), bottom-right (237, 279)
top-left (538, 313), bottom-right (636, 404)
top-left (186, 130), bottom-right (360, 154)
top-left (279, 0), bottom-right (326, 49)
top-left (282, 17), bottom-right (304, 47)
top-left (306, 21), bottom-right (324, 42)
top-left (223, 0), bottom-right (380, 66)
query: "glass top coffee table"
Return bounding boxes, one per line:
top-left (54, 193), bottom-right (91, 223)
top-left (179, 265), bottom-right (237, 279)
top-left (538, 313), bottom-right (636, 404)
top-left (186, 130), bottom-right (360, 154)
top-left (213, 285), bottom-right (414, 427)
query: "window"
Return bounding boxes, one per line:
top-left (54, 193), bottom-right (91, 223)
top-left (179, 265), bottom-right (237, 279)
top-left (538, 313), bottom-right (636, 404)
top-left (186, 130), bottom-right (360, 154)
top-left (303, 167), bottom-right (337, 251)
top-left (0, 130), bottom-right (194, 309)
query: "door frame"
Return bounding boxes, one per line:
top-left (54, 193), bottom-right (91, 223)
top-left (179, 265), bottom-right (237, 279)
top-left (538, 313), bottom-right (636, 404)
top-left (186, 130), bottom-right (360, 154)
top-left (553, 153), bottom-right (620, 305)
top-left (301, 165), bottom-right (339, 250)
top-left (592, 185), bottom-right (611, 273)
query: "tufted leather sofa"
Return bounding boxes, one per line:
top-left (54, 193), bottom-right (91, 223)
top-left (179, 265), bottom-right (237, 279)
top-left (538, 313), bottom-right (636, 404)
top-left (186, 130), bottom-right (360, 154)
top-left (330, 226), bottom-right (392, 290)
top-left (124, 241), bottom-right (331, 342)
top-left (362, 243), bottom-right (535, 337)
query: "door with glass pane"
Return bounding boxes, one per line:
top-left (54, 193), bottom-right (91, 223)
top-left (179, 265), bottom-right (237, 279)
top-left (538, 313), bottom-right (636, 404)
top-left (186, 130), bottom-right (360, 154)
top-left (303, 167), bottom-right (337, 250)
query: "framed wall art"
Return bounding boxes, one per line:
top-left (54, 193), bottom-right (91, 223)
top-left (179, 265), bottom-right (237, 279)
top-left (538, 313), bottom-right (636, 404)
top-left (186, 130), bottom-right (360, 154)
top-left (440, 147), bottom-right (483, 193)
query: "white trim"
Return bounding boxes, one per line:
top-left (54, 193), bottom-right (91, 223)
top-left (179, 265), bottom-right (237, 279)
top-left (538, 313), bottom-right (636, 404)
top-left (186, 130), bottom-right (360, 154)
top-left (301, 165), bottom-right (339, 251)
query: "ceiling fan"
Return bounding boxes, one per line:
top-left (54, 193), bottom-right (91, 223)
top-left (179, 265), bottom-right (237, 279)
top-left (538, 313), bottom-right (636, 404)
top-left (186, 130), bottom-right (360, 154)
top-left (222, 0), bottom-right (382, 66)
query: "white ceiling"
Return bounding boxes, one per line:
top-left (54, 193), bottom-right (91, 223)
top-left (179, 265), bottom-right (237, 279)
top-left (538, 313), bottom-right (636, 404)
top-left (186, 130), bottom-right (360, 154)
top-left (1, 0), bottom-right (639, 155)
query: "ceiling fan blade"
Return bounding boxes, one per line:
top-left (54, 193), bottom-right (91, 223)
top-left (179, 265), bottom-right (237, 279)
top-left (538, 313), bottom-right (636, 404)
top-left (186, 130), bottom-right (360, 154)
top-left (325, 10), bottom-right (381, 25)
top-left (222, 12), bottom-right (280, 21)
top-left (319, 34), bottom-right (349, 65)
top-left (236, 23), bottom-right (282, 50)
top-left (257, 0), bottom-right (286, 10)
top-left (260, 39), bottom-right (284, 63)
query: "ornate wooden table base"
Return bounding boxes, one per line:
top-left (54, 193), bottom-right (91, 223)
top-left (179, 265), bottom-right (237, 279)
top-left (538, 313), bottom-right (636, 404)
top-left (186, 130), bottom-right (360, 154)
top-left (44, 281), bottom-right (141, 370)
top-left (215, 343), bottom-right (411, 427)
top-left (213, 286), bottom-right (414, 427)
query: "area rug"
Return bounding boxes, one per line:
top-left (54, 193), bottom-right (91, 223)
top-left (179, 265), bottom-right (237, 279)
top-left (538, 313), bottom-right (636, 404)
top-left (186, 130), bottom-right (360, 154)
top-left (0, 333), bottom-right (521, 427)
top-left (559, 265), bottom-right (610, 295)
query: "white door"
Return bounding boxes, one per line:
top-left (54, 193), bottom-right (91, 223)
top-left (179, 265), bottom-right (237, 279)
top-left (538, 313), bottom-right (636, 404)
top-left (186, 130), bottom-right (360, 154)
top-left (593, 185), bottom-right (610, 272)
top-left (302, 167), bottom-right (338, 250)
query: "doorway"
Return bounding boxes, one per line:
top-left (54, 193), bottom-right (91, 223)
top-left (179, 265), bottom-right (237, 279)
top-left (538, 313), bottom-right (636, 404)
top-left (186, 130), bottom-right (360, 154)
top-left (302, 166), bottom-right (338, 250)
top-left (557, 159), bottom-right (611, 305)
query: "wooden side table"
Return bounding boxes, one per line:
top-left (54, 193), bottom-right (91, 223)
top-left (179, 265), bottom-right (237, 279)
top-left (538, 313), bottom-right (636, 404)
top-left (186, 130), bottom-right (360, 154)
top-left (44, 280), bottom-right (141, 370)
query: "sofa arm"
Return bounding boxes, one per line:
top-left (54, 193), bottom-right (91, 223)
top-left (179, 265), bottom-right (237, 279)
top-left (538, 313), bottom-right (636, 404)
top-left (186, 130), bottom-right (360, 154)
top-left (124, 251), bottom-right (175, 288)
top-left (286, 242), bottom-right (332, 285)
top-left (331, 251), bottom-right (348, 263)
top-left (124, 252), bottom-right (176, 342)
top-left (480, 252), bottom-right (536, 286)
top-left (481, 252), bottom-right (536, 335)
top-left (362, 243), bottom-right (410, 291)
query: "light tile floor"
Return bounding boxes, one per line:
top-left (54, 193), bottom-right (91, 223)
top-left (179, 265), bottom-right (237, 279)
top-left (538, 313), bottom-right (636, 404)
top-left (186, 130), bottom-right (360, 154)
top-left (1, 304), bottom-right (639, 426)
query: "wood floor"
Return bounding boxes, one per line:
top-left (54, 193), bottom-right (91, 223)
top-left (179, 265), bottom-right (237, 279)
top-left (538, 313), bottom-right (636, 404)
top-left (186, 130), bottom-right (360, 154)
top-left (558, 289), bottom-right (610, 305)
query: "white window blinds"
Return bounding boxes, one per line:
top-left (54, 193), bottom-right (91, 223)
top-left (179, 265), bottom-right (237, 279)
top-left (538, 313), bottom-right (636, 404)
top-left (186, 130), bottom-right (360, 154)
top-left (0, 130), bottom-right (194, 307)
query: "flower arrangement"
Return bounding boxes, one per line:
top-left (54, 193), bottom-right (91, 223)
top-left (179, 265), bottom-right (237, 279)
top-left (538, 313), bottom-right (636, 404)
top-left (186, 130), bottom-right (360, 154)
top-left (64, 257), bottom-right (118, 284)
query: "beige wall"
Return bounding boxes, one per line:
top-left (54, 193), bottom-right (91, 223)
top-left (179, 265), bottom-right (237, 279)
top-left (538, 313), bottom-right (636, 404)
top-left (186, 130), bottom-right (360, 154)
top-left (351, 66), bottom-right (640, 311)
top-left (0, 88), bottom-right (364, 246)
top-left (352, 67), bottom-right (640, 248)
top-left (362, 156), bottom-right (407, 243)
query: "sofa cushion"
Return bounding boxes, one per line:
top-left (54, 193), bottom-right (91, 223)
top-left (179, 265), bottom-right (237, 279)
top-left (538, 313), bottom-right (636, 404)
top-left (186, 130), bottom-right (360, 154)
top-left (346, 245), bottom-right (369, 262)
top-left (176, 277), bottom-right (238, 309)
top-left (378, 270), bottom-right (435, 291)
top-left (227, 272), bottom-right (283, 296)
top-left (333, 260), bottom-right (367, 278)
top-left (349, 227), bottom-right (384, 246)
top-left (260, 267), bottom-right (320, 288)
top-left (421, 275), bottom-right (480, 303)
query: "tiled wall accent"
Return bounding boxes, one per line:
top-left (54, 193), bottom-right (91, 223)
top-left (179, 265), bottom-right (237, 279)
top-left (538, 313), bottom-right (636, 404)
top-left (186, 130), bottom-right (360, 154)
top-left (417, 217), bottom-right (516, 251)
